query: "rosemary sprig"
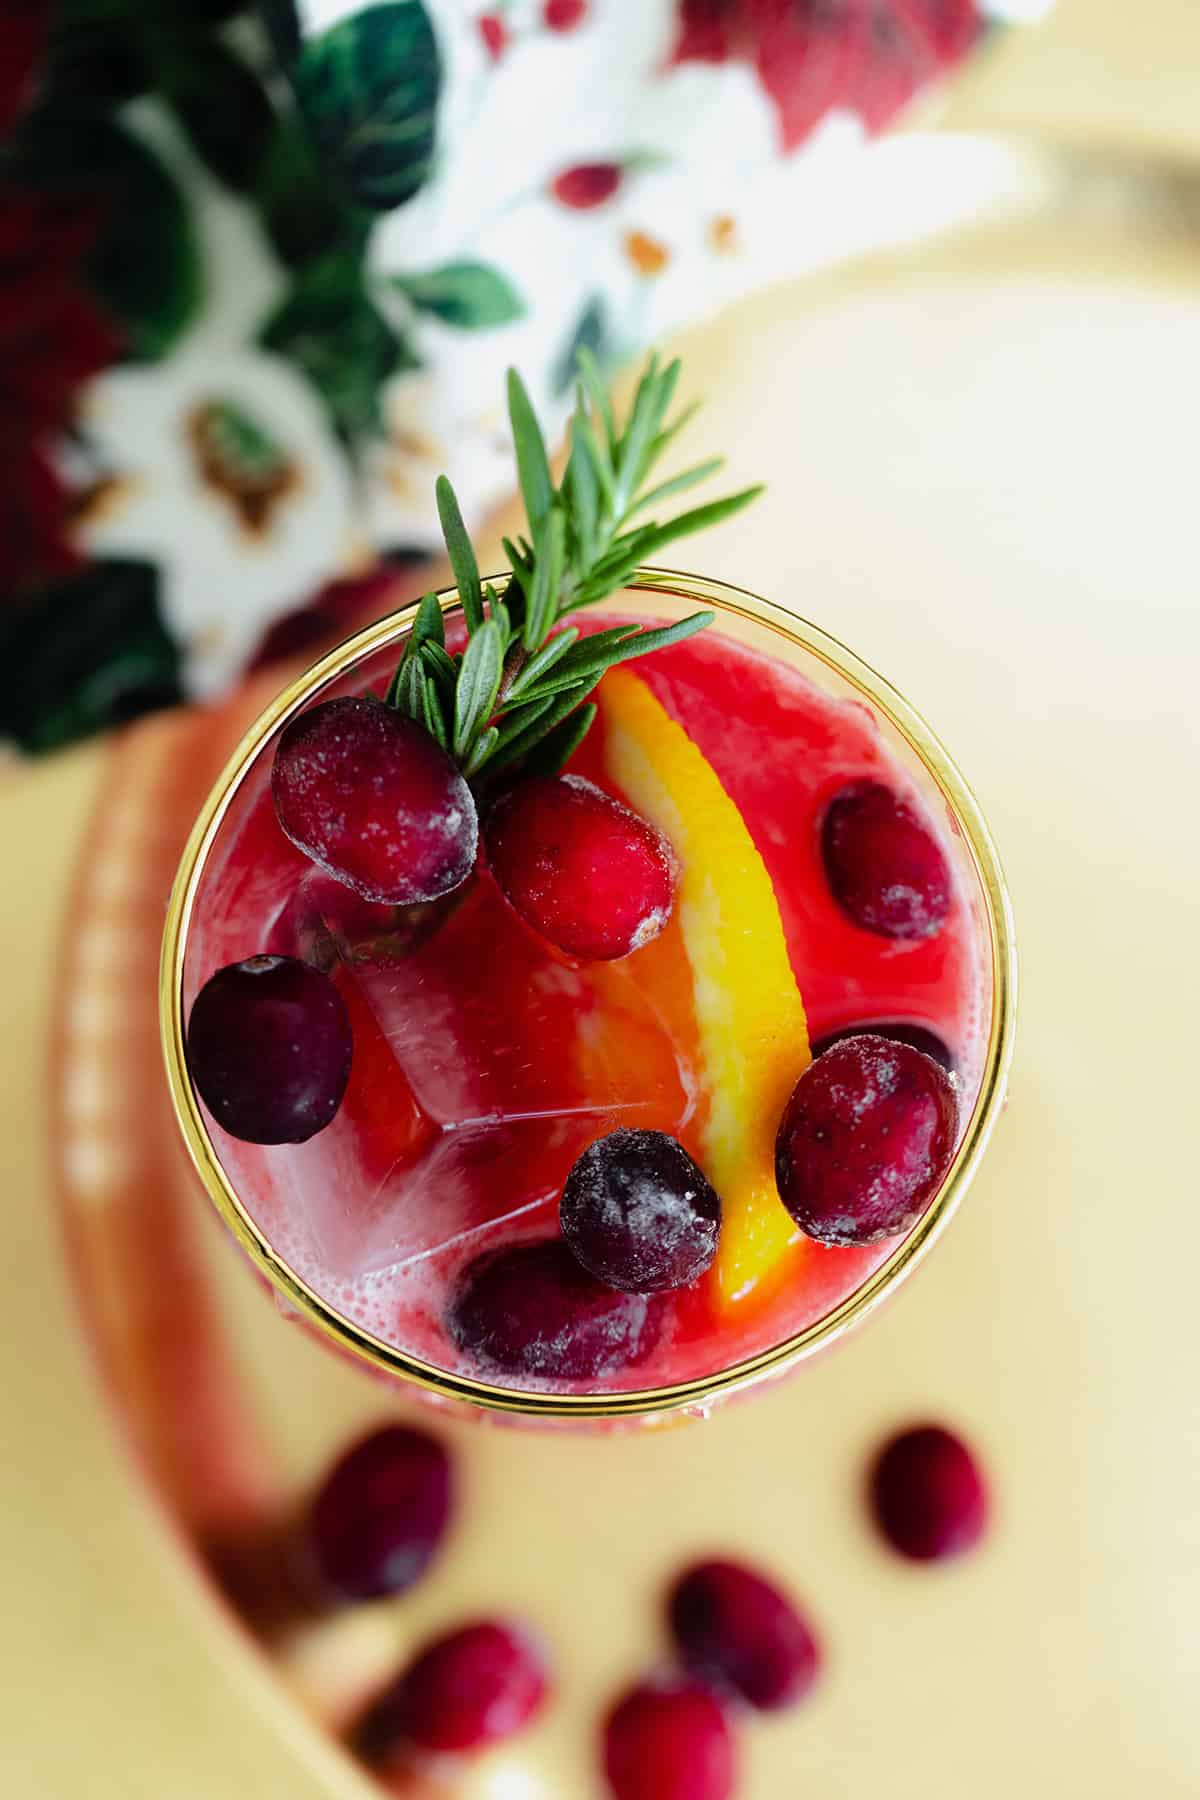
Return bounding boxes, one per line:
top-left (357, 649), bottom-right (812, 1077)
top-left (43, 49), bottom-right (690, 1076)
top-left (386, 350), bottom-right (762, 781)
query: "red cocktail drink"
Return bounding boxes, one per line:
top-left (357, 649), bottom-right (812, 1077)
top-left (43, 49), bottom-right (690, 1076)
top-left (163, 576), bottom-right (1013, 1422)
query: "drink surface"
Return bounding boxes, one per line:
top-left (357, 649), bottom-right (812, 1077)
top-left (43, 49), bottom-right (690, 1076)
top-left (184, 617), bottom-right (988, 1395)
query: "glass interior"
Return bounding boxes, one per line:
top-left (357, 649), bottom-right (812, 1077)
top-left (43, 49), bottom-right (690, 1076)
top-left (163, 573), bottom-right (1014, 1422)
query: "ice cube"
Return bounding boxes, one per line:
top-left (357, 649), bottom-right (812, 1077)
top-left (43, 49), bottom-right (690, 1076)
top-left (242, 870), bottom-right (695, 1289)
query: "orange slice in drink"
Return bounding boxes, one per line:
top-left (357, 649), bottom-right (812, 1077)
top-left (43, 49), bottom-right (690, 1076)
top-left (600, 668), bottom-right (810, 1311)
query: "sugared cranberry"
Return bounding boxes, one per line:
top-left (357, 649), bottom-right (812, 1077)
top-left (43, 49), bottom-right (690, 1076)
top-left (309, 1425), bottom-right (453, 1602)
top-left (775, 1033), bottom-right (957, 1245)
top-left (821, 779), bottom-right (951, 938)
top-left (478, 12), bottom-right (507, 58)
top-left (272, 696), bottom-right (478, 906)
top-left (186, 955), bottom-right (352, 1144)
top-left (811, 1019), bottom-right (954, 1072)
top-left (484, 774), bottom-right (676, 961)
top-left (361, 1621), bottom-right (548, 1757)
top-left (869, 1423), bottom-right (989, 1561)
top-left (603, 1678), bottom-right (736, 1800)
top-left (545, 0), bottom-right (587, 27)
top-left (668, 1557), bottom-right (820, 1712)
top-left (552, 161), bottom-right (622, 209)
top-left (561, 1129), bottom-right (720, 1293)
top-left (449, 1240), bottom-right (663, 1381)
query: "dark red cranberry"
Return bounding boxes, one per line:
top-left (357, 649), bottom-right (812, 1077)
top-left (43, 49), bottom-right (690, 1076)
top-left (309, 1425), bottom-right (453, 1602)
top-left (186, 955), bottom-right (352, 1144)
top-left (869, 1423), bottom-right (989, 1561)
top-left (484, 774), bottom-right (676, 961)
top-left (545, 0), bottom-right (587, 27)
top-left (561, 1129), bottom-right (720, 1293)
top-left (821, 779), bottom-right (951, 938)
top-left (668, 1557), bottom-right (820, 1712)
top-left (775, 1033), bottom-right (958, 1245)
top-left (361, 1621), bottom-right (548, 1757)
top-left (551, 161), bottom-right (622, 209)
top-left (449, 1239), bottom-right (663, 1381)
top-left (272, 696), bottom-right (478, 907)
top-left (478, 12), bottom-right (507, 57)
top-left (603, 1678), bottom-right (736, 1800)
top-left (811, 1019), bottom-right (954, 1072)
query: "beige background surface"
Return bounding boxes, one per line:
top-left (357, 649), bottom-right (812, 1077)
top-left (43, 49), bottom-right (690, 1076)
top-left (5, 3), bottom-right (1200, 1794)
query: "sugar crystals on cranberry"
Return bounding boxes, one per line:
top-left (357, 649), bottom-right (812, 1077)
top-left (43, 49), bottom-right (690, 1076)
top-left (821, 779), bottom-right (951, 939)
top-left (272, 695), bottom-right (477, 906)
top-left (484, 773), bottom-right (676, 961)
top-left (561, 1128), bottom-right (720, 1293)
top-left (775, 1033), bottom-right (958, 1246)
top-left (448, 1239), bottom-right (664, 1381)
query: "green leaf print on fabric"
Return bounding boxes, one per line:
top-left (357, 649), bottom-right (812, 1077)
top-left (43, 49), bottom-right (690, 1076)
top-left (291, 1), bottom-right (441, 214)
top-left (16, 116), bottom-right (201, 361)
top-left (551, 295), bottom-right (610, 397)
top-left (255, 116), bottom-right (352, 267)
top-left (158, 35), bottom-right (276, 193)
top-left (392, 261), bottom-right (525, 329)
top-left (0, 560), bottom-right (183, 753)
top-left (258, 249), bottom-right (419, 444)
top-left (258, 0), bottom-right (303, 63)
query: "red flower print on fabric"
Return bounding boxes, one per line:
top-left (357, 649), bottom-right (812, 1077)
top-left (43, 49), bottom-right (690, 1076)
top-left (673, 0), bottom-right (982, 150)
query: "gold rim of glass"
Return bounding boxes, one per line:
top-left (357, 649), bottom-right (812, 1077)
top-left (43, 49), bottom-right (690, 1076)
top-left (160, 569), bottom-right (1016, 1421)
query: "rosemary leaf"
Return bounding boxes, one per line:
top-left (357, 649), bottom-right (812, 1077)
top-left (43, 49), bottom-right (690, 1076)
top-left (452, 618), bottom-right (503, 760)
top-left (566, 404), bottom-right (599, 566)
top-left (435, 477), bottom-right (483, 633)
top-left (502, 536), bottom-right (533, 589)
top-left (504, 625), bottom-right (580, 703)
top-left (577, 346), bottom-right (617, 462)
top-left (622, 457), bottom-right (724, 523)
top-left (420, 641), bottom-right (459, 694)
top-left (647, 398), bottom-right (702, 466)
top-left (622, 485), bottom-right (764, 559)
top-left (522, 506), bottom-right (566, 652)
top-left (386, 591), bottom-right (443, 710)
top-left (484, 675), bottom-right (602, 778)
top-left (420, 670), bottom-right (450, 749)
top-left (522, 702), bottom-right (598, 778)
top-left (412, 589), bottom-right (445, 649)
top-left (507, 367), bottom-right (554, 534)
top-left (462, 725), bottom-right (500, 779)
top-left (382, 348), bottom-right (761, 778)
top-left (511, 615), bottom-right (709, 701)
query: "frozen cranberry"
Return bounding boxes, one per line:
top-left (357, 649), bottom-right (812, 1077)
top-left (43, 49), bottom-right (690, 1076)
top-left (545, 0), bottom-right (587, 27)
top-left (821, 779), bottom-right (951, 938)
top-left (668, 1557), bottom-right (820, 1712)
top-left (561, 1129), bottom-right (720, 1293)
top-left (309, 1425), bottom-right (453, 1602)
top-left (552, 161), bottom-right (622, 209)
top-left (272, 696), bottom-right (477, 907)
top-left (484, 774), bottom-right (676, 960)
top-left (603, 1678), bottom-right (736, 1800)
top-left (869, 1423), bottom-right (989, 1561)
top-left (360, 1621), bottom-right (548, 1758)
top-left (810, 1019), bottom-right (954, 1072)
top-left (186, 954), bottom-right (352, 1144)
top-left (478, 12), bottom-right (506, 57)
top-left (449, 1240), bottom-right (663, 1381)
top-left (775, 1033), bottom-right (957, 1245)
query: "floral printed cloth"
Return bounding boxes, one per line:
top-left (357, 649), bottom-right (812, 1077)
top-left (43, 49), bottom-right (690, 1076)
top-left (0, 0), bottom-right (1042, 750)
